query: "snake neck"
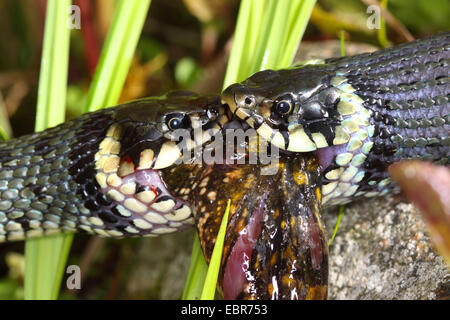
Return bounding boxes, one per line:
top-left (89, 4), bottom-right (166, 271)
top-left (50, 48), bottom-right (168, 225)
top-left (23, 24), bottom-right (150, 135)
top-left (317, 32), bottom-right (450, 206)
top-left (0, 109), bottom-right (193, 242)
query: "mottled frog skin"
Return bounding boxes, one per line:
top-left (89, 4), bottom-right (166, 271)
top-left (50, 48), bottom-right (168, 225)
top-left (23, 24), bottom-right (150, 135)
top-left (162, 146), bottom-right (327, 299)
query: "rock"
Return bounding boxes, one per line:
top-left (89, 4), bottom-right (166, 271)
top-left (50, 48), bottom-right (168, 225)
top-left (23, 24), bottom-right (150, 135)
top-left (325, 195), bottom-right (450, 299)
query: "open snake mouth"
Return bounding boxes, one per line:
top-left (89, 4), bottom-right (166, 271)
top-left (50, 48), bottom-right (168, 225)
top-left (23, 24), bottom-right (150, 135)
top-left (93, 128), bottom-right (195, 236)
top-left (95, 165), bottom-right (193, 236)
top-left (91, 116), bottom-right (228, 236)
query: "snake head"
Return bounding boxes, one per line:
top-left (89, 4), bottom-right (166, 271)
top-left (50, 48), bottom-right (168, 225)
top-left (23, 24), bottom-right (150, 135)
top-left (83, 92), bottom-right (228, 237)
top-left (109, 91), bottom-right (227, 171)
top-left (222, 65), bottom-right (351, 153)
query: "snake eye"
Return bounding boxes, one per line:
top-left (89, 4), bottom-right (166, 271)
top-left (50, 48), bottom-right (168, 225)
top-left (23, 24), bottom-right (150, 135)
top-left (166, 113), bottom-right (188, 130)
top-left (274, 100), bottom-right (293, 115)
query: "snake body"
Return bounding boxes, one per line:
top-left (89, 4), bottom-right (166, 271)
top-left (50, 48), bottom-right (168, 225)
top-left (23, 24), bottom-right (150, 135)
top-left (222, 32), bottom-right (449, 206)
top-left (0, 33), bottom-right (447, 300)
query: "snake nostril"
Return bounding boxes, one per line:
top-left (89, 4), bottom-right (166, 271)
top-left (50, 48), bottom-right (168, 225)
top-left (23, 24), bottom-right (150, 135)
top-left (245, 97), bottom-right (253, 105)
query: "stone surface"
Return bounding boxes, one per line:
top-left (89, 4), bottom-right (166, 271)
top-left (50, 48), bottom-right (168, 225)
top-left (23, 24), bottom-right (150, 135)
top-left (124, 229), bottom-right (193, 300)
top-left (325, 195), bottom-right (450, 300)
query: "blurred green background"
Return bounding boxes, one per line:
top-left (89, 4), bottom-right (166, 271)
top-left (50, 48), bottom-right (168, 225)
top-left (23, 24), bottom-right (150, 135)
top-left (0, 0), bottom-right (447, 299)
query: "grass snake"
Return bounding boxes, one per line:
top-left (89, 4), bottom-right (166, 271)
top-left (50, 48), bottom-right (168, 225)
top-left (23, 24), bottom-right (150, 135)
top-left (222, 31), bottom-right (449, 206)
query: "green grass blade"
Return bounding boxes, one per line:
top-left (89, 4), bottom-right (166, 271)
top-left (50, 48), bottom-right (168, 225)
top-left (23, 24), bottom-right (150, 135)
top-left (25, 0), bottom-right (151, 300)
top-left (377, 0), bottom-right (391, 48)
top-left (222, 0), bottom-right (254, 88)
top-left (328, 205), bottom-right (344, 246)
top-left (247, 0), bottom-right (278, 72)
top-left (181, 233), bottom-right (208, 300)
top-left (257, 1), bottom-right (291, 70)
top-left (25, 236), bottom-right (74, 300)
top-left (200, 200), bottom-right (231, 300)
top-left (279, 0), bottom-right (316, 66)
top-left (340, 30), bottom-right (346, 57)
top-left (241, 1), bottom-right (265, 79)
top-left (34, 0), bottom-right (71, 130)
top-left (0, 92), bottom-right (12, 141)
top-left (84, 0), bottom-right (151, 112)
top-left (24, 0), bottom-right (72, 300)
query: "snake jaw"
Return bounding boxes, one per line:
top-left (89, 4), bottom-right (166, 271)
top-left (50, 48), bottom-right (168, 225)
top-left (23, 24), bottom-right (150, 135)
top-left (94, 136), bottom-right (193, 236)
top-left (97, 166), bottom-right (193, 236)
